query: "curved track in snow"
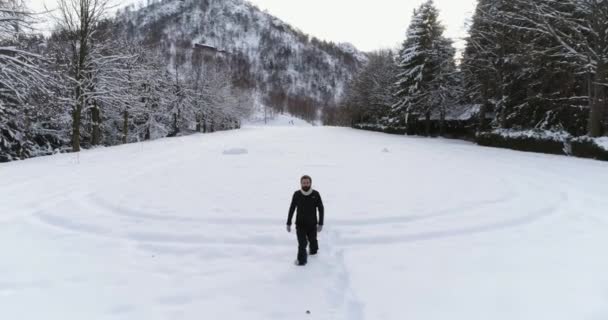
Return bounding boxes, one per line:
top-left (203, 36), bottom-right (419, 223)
top-left (1, 125), bottom-right (608, 320)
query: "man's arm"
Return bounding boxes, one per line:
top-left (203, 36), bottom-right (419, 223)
top-left (317, 192), bottom-right (324, 225)
top-left (286, 192), bottom-right (297, 225)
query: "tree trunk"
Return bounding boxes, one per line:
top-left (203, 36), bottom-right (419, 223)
top-left (496, 70), bottom-right (507, 129)
top-left (425, 111), bottom-right (431, 137)
top-left (478, 103), bottom-right (488, 133)
top-left (196, 114), bottom-right (202, 132)
top-left (476, 82), bottom-right (490, 133)
top-left (71, 105), bottom-right (81, 152)
top-left (171, 113), bottom-right (178, 136)
top-left (439, 109), bottom-right (446, 137)
top-left (406, 112), bottom-right (416, 136)
top-left (91, 104), bottom-right (101, 146)
top-left (71, 74), bottom-right (86, 152)
top-left (588, 62), bottom-right (606, 137)
top-left (122, 110), bottom-right (129, 144)
top-left (72, 22), bottom-right (90, 153)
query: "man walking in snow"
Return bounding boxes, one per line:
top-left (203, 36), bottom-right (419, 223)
top-left (286, 175), bottom-right (324, 266)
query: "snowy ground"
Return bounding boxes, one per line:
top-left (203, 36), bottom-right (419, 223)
top-left (1, 124), bottom-right (608, 320)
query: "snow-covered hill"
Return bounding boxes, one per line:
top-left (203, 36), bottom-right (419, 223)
top-left (2, 126), bottom-right (608, 319)
top-left (243, 99), bottom-right (314, 126)
top-left (117, 0), bottom-right (365, 113)
top-left (244, 111), bottom-right (313, 127)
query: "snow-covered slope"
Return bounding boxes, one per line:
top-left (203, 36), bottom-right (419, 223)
top-left (244, 112), bottom-right (313, 127)
top-left (243, 99), bottom-right (313, 126)
top-left (117, 0), bottom-right (365, 110)
top-left (1, 127), bottom-right (608, 319)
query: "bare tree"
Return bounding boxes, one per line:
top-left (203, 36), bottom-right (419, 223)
top-left (0, 0), bottom-right (48, 106)
top-left (342, 50), bottom-right (396, 126)
top-left (187, 59), bottom-right (252, 133)
top-left (54, 0), bottom-right (112, 151)
top-left (0, 0), bottom-right (54, 160)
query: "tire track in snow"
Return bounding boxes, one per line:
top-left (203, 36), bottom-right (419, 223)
top-left (29, 208), bottom-right (291, 247)
top-left (335, 166), bottom-right (567, 246)
top-left (337, 198), bottom-right (563, 246)
top-left (25, 130), bottom-right (566, 254)
top-left (0, 140), bottom-right (188, 224)
top-left (85, 190), bottom-right (515, 227)
top-left (28, 186), bottom-right (560, 249)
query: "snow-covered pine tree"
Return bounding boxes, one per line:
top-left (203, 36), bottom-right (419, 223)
top-left (393, 3), bottom-right (435, 129)
top-left (510, 0), bottom-right (608, 137)
top-left (429, 37), bottom-right (458, 136)
top-left (463, 0), bottom-right (603, 136)
top-left (462, 0), bottom-right (590, 135)
top-left (461, 0), bottom-right (522, 131)
top-left (392, 0), bottom-right (455, 136)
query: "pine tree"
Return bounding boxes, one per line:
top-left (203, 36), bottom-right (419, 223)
top-left (392, 0), bottom-right (456, 135)
top-left (463, 0), bottom-right (606, 137)
top-left (510, 0), bottom-right (608, 137)
top-left (430, 37), bottom-right (458, 136)
top-left (461, 0), bottom-right (521, 131)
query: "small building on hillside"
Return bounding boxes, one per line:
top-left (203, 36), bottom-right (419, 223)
top-left (193, 43), bottom-right (229, 57)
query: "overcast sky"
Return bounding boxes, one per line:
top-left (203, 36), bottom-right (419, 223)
top-left (249, 0), bottom-right (477, 51)
top-left (29, 0), bottom-right (477, 52)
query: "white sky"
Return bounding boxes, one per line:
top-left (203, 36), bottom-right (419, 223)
top-left (28, 0), bottom-right (478, 52)
top-left (248, 0), bottom-right (477, 51)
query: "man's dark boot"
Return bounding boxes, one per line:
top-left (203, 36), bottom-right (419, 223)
top-left (296, 226), bottom-right (308, 265)
top-left (307, 226), bottom-right (318, 255)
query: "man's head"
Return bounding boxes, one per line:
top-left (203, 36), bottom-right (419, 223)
top-left (300, 175), bottom-right (312, 192)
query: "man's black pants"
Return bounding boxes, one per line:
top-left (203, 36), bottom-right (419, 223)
top-left (296, 225), bottom-right (318, 264)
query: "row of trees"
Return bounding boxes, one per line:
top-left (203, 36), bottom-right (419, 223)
top-left (339, 0), bottom-right (607, 139)
top-left (463, 0), bottom-right (607, 137)
top-left (0, 0), bottom-right (252, 162)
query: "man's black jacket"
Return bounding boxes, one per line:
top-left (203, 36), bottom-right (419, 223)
top-left (287, 190), bottom-right (324, 226)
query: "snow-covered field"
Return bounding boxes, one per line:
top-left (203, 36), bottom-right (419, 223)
top-left (1, 123), bottom-right (608, 320)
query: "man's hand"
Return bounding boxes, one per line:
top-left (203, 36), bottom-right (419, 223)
top-left (286, 225), bottom-right (292, 233)
top-left (317, 225), bottom-right (323, 232)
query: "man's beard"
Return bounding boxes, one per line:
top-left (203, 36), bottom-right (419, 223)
top-left (302, 186), bottom-right (311, 192)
